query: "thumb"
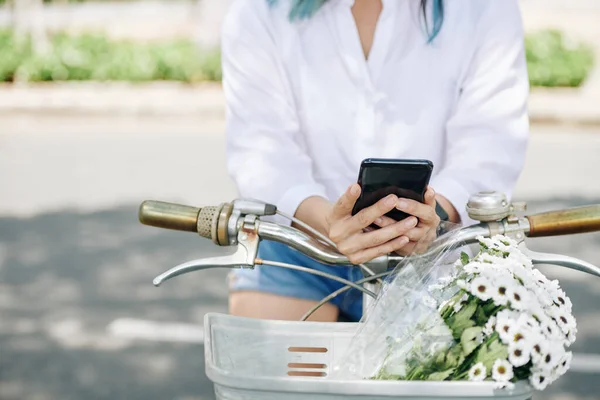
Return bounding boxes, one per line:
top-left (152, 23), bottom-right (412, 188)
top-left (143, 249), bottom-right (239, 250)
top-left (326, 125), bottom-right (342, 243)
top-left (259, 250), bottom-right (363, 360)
top-left (330, 184), bottom-right (361, 220)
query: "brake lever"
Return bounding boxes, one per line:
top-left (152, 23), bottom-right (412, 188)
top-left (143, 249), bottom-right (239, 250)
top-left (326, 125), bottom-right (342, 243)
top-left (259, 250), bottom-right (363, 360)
top-left (518, 242), bottom-right (600, 278)
top-left (152, 222), bottom-right (260, 286)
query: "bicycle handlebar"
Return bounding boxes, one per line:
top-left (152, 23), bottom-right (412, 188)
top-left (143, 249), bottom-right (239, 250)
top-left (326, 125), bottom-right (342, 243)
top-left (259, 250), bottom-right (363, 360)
top-left (526, 205), bottom-right (600, 237)
top-left (138, 198), bottom-right (600, 268)
top-left (139, 200), bottom-right (220, 240)
top-left (138, 194), bottom-right (600, 285)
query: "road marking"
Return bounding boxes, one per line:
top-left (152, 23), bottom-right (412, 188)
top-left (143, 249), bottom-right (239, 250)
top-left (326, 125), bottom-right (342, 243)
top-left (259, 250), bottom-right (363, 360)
top-left (107, 318), bottom-right (205, 344)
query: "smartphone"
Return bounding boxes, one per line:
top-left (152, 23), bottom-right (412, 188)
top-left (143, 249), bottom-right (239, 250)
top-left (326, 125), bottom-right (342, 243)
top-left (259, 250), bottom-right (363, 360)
top-left (351, 158), bottom-right (434, 225)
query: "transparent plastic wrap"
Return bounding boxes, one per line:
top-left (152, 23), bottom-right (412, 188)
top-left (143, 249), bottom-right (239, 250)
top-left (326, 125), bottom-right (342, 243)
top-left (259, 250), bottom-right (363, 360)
top-left (332, 221), bottom-right (469, 381)
top-left (332, 224), bottom-right (578, 393)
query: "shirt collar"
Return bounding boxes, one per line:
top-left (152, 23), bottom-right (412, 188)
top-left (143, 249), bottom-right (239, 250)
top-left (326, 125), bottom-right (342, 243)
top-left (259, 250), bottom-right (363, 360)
top-left (333, 0), bottom-right (398, 13)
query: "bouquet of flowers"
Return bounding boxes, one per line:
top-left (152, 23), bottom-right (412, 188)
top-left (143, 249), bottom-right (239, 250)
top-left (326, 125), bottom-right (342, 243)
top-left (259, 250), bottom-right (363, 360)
top-left (372, 235), bottom-right (577, 391)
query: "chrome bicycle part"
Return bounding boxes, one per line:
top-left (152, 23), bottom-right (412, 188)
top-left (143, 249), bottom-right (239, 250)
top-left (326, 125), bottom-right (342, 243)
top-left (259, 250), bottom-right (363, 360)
top-left (140, 191), bottom-right (600, 294)
top-left (466, 191), bottom-right (527, 222)
top-left (153, 216), bottom-right (260, 286)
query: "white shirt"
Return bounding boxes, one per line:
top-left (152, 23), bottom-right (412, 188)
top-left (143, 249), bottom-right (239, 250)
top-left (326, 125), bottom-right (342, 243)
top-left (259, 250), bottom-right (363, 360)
top-left (222, 0), bottom-right (529, 226)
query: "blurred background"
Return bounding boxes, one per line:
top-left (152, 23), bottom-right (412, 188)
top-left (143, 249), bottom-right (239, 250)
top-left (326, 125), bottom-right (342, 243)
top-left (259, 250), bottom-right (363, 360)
top-left (0, 0), bottom-right (599, 399)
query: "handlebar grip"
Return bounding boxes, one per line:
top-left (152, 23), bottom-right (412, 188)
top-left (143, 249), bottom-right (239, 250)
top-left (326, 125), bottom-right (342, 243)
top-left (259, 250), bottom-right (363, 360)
top-left (139, 201), bottom-right (218, 240)
top-left (526, 205), bottom-right (600, 237)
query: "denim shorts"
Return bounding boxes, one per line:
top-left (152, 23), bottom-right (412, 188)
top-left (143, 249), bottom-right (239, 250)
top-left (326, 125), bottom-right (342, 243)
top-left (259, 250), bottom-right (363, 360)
top-left (228, 240), bottom-right (365, 322)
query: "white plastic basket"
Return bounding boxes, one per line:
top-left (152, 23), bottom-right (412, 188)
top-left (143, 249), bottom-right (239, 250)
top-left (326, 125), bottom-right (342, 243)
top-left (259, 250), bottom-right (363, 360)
top-left (204, 313), bottom-right (534, 400)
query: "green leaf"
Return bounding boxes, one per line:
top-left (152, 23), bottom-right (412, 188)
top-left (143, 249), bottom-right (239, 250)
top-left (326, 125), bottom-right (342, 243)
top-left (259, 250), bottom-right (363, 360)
top-left (447, 299), bottom-right (477, 339)
top-left (461, 327), bottom-right (484, 357)
top-left (427, 368), bottom-right (455, 381)
top-left (476, 336), bottom-right (508, 371)
top-left (444, 345), bottom-right (465, 368)
top-left (460, 252), bottom-right (470, 266)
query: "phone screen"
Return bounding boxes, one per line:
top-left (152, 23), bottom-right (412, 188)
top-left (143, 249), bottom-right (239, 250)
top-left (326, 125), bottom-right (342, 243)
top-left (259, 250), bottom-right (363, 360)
top-left (352, 159), bottom-right (433, 223)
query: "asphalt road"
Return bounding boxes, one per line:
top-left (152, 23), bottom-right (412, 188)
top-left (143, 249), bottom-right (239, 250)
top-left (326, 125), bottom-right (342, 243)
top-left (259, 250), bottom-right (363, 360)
top-left (1, 116), bottom-right (600, 400)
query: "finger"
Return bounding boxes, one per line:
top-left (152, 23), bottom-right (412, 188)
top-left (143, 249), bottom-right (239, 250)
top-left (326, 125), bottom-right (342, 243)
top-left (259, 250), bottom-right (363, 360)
top-left (373, 215), bottom-right (397, 228)
top-left (395, 241), bottom-right (416, 256)
top-left (346, 194), bottom-right (398, 231)
top-left (330, 184), bottom-right (361, 220)
top-left (396, 198), bottom-right (437, 223)
top-left (424, 186), bottom-right (436, 208)
top-left (348, 236), bottom-right (411, 265)
top-left (339, 217), bottom-right (418, 255)
top-left (403, 226), bottom-right (429, 242)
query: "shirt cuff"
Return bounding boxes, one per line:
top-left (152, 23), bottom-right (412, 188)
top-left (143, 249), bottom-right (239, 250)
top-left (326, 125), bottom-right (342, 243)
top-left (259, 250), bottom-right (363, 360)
top-left (429, 175), bottom-right (476, 228)
top-left (273, 183), bottom-right (329, 226)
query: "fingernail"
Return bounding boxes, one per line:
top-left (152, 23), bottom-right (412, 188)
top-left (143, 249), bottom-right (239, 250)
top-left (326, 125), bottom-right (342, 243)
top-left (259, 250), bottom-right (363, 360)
top-left (405, 217), bottom-right (417, 228)
top-left (350, 184), bottom-right (360, 196)
top-left (385, 195), bottom-right (396, 207)
top-left (400, 236), bottom-right (410, 245)
top-left (397, 200), bottom-right (407, 209)
top-left (375, 217), bottom-right (383, 225)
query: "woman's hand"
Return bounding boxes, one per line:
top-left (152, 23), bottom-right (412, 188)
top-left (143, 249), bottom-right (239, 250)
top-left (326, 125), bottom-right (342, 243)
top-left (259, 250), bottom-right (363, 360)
top-left (372, 186), bottom-right (441, 255)
top-left (294, 184), bottom-right (445, 264)
top-left (323, 184), bottom-right (418, 264)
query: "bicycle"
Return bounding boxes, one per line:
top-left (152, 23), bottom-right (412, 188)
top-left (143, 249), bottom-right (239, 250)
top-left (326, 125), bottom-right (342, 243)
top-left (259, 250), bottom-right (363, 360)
top-left (138, 191), bottom-right (600, 400)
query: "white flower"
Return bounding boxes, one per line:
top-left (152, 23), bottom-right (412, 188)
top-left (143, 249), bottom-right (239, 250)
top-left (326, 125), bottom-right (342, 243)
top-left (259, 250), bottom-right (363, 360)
top-left (528, 304), bottom-right (548, 325)
top-left (495, 310), bottom-right (519, 344)
top-left (540, 317), bottom-right (561, 340)
top-left (491, 278), bottom-right (512, 306)
top-left (512, 264), bottom-right (535, 288)
top-left (556, 351), bottom-right (573, 376)
top-left (552, 309), bottom-right (577, 335)
top-left (478, 235), bottom-right (519, 256)
top-left (566, 329), bottom-right (577, 346)
top-left (453, 293), bottom-right (469, 313)
top-left (507, 285), bottom-right (530, 310)
top-left (552, 289), bottom-right (573, 312)
top-left (530, 370), bottom-right (550, 391)
top-left (496, 319), bottom-right (514, 344)
top-left (531, 268), bottom-right (550, 287)
top-left (464, 261), bottom-right (486, 275)
top-left (508, 342), bottom-right (531, 367)
top-left (468, 362), bottom-right (487, 382)
top-left (530, 334), bottom-right (550, 365)
top-left (477, 252), bottom-right (505, 265)
top-left (438, 275), bottom-right (454, 285)
top-left (507, 323), bottom-right (533, 346)
top-left (469, 276), bottom-right (492, 301)
top-left (508, 250), bottom-right (534, 269)
top-left (483, 316), bottom-right (497, 336)
top-left (546, 279), bottom-right (561, 294)
top-left (539, 346), bottom-right (564, 371)
top-left (492, 359), bottom-right (514, 382)
top-left (517, 313), bottom-right (539, 330)
top-left (535, 289), bottom-right (555, 308)
top-left (456, 279), bottom-right (467, 290)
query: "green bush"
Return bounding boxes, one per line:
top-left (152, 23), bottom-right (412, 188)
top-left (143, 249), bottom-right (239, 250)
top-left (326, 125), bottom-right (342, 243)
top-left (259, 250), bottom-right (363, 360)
top-left (0, 29), bottom-right (593, 86)
top-left (0, 30), bottom-right (221, 83)
top-left (526, 29), bottom-right (595, 88)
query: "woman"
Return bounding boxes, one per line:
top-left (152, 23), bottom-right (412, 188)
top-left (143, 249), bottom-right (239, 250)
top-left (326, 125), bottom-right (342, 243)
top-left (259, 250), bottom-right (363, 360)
top-left (222, 0), bottom-right (529, 322)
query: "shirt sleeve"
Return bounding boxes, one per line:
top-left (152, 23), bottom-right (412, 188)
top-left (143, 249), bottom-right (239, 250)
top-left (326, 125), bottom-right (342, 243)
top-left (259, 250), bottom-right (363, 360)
top-left (221, 1), bottom-right (328, 226)
top-left (429, 0), bottom-right (530, 226)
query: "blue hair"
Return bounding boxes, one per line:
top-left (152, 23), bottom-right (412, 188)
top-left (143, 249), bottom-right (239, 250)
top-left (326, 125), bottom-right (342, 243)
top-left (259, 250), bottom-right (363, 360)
top-left (267, 0), bottom-right (444, 42)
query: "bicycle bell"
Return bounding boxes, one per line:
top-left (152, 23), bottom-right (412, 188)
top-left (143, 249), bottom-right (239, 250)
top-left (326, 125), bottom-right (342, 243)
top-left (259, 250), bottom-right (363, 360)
top-left (466, 191), bottom-right (526, 222)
